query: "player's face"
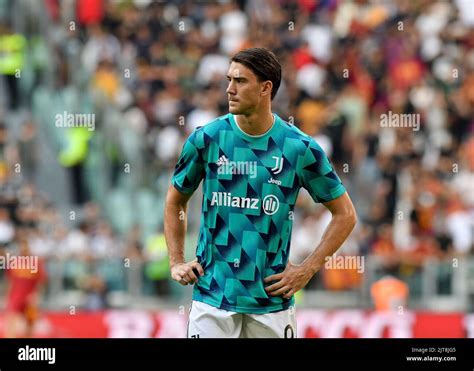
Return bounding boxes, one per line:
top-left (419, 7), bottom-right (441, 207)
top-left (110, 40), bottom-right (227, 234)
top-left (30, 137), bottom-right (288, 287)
top-left (226, 62), bottom-right (267, 115)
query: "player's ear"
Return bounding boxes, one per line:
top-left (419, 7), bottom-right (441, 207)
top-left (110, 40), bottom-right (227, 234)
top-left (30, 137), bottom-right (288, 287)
top-left (261, 80), bottom-right (273, 98)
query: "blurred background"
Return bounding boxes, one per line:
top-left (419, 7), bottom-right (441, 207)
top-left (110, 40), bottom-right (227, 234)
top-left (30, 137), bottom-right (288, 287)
top-left (0, 0), bottom-right (472, 338)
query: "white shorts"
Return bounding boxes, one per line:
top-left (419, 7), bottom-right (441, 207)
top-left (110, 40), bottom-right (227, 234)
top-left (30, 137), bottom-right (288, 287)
top-left (187, 300), bottom-right (297, 338)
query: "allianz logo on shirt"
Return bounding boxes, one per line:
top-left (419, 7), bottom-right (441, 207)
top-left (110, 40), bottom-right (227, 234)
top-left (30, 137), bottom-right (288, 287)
top-left (210, 192), bottom-right (279, 215)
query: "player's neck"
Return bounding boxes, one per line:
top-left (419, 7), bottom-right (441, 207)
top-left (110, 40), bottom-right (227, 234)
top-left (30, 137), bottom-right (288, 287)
top-left (235, 109), bottom-right (274, 136)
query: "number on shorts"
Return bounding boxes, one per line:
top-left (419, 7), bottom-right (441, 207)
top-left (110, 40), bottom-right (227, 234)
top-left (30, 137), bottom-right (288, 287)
top-left (284, 324), bottom-right (294, 338)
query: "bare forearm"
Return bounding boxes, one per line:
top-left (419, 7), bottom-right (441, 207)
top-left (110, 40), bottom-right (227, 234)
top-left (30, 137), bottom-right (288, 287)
top-left (164, 201), bottom-right (188, 268)
top-left (301, 213), bottom-right (356, 276)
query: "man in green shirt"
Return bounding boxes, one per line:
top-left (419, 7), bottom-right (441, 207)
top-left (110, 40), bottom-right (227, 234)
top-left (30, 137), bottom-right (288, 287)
top-left (165, 48), bottom-right (356, 338)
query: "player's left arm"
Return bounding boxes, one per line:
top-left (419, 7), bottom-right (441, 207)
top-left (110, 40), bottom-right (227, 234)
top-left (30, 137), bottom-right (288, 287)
top-left (264, 192), bottom-right (356, 298)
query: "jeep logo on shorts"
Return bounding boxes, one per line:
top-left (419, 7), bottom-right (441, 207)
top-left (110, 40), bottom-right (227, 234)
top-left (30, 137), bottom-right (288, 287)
top-left (262, 195), bottom-right (279, 215)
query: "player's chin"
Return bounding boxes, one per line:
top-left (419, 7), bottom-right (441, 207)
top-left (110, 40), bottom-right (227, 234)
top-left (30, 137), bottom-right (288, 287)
top-left (228, 103), bottom-right (243, 114)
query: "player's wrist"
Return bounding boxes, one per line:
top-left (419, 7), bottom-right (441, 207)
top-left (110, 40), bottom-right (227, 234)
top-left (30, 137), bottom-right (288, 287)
top-left (170, 260), bottom-right (185, 269)
top-left (300, 259), bottom-right (321, 278)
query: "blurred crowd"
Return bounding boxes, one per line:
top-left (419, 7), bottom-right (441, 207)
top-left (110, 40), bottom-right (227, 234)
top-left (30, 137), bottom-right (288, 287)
top-left (0, 0), bottom-right (473, 307)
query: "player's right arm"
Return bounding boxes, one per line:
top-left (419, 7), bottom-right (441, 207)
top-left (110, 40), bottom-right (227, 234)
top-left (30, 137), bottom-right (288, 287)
top-left (164, 185), bottom-right (204, 286)
top-left (165, 129), bottom-right (206, 286)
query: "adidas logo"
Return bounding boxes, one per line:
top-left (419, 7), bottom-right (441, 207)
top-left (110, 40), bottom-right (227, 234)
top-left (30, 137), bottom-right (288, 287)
top-left (216, 155), bottom-right (229, 166)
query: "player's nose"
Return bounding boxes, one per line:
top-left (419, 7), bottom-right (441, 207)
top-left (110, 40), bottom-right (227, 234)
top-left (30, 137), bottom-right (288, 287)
top-left (226, 81), bottom-right (236, 95)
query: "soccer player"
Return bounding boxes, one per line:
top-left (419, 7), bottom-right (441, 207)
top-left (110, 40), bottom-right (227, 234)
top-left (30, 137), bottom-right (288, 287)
top-left (4, 233), bottom-right (46, 338)
top-left (164, 48), bottom-right (356, 338)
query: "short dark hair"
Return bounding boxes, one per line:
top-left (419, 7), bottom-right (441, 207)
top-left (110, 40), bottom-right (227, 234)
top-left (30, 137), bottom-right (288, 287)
top-left (231, 48), bottom-right (282, 100)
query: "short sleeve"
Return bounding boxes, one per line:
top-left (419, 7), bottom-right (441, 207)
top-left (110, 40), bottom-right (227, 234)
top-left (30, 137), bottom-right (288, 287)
top-left (171, 130), bottom-right (205, 195)
top-left (299, 139), bottom-right (346, 203)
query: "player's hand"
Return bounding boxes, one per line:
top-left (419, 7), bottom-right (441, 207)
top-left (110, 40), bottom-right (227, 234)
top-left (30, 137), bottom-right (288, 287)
top-left (264, 262), bottom-right (313, 299)
top-left (171, 259), bottom-right (204, 286)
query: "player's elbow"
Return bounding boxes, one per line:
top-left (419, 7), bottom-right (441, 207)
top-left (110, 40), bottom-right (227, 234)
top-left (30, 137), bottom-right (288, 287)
top-left (334, 200), bottom-right (357, 232)
top-left (345, 204), bottom-right (357, 231)
top-left (338, 194), bottom-right (357, 231)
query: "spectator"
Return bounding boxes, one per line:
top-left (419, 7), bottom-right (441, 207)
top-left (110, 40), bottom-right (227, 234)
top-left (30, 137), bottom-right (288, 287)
top-left (371, 275), bottom-right (409, 312)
